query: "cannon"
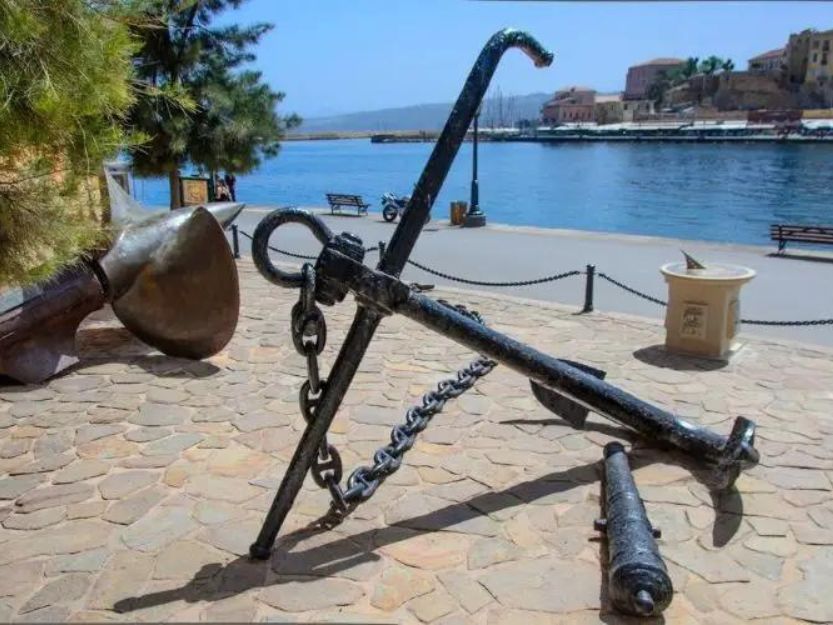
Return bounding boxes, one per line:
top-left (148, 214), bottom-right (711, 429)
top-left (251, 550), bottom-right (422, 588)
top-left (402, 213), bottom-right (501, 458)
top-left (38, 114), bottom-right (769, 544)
top-left (595, 442), bottom-right (673, 616)
top-left (0, 202), bottom-right (244, 383)
top-left (247, 29), bottom-right (759, 560)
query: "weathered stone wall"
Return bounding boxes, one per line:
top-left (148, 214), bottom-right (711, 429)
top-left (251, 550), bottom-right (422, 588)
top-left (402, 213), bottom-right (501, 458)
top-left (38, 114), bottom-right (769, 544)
top-left (713, 72), bottom-right (798, 111)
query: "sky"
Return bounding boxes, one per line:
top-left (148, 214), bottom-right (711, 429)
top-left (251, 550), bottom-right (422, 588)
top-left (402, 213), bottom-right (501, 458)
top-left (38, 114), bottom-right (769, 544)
top-left (218, 1), bottom-right (833, 119)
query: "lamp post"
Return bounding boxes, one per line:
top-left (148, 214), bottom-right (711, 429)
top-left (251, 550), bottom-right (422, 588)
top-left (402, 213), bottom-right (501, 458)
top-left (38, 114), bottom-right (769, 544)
top-left (463, 104), bottom-right (486, 227)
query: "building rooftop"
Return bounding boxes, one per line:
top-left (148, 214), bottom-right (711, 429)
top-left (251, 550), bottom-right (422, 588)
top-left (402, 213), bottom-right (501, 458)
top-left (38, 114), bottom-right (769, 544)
top-left (632, 57), bottom-right (686, 68)
top-left (554, 85), bottom-right (596, 94)
top-left (595, 93), bottom-right (623, 103)
top-left (749, 47), bottom-right (785, 62)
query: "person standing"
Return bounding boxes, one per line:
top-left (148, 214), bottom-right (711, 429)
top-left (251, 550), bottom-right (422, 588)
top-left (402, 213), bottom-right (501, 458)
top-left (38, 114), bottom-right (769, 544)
top-left (214, 174), bottom-right (230, 201)
top-left (224, 172), bottom-right (237, 202)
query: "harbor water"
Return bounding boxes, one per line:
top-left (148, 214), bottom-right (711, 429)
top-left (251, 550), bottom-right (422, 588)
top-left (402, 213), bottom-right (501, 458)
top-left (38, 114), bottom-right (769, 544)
top-left (136, 139), bottom-right (833, 246)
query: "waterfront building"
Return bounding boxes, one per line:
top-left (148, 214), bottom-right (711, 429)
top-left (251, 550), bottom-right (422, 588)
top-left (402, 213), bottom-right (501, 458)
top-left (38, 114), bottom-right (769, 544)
top-left (785, 30), bottom-right (813, 84)
top-left (594, 93), bottom-right (624, 125)
top-left (624, 58), bottom-right (685, 100)
top-left (541, 87), bottom-right (596, 124)
top-left (805, 29), bottom-right (833, 87)
top-left (622, 99), bottom-right (655, 122)
top-left (748, 48), bottom-right (785, 74)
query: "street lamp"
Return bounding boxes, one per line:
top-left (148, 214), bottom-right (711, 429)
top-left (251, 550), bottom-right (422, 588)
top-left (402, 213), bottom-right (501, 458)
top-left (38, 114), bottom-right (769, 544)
top-left (463, 104), bottom-right (486, 227)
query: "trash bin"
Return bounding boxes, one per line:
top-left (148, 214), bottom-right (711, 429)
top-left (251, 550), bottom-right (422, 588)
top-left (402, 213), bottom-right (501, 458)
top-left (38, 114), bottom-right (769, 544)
top-left (450, 201), bottom-right (468, 226)
top-left (660, 262), bottom-right (756, 360)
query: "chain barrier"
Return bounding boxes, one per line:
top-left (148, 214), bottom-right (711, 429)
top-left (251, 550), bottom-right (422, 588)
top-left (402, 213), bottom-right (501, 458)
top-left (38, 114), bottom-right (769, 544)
top-left (740, 317), bottom-right (833, 327)
top-left (406, 259), bottom-right (582, 287)
top-left (597, 272), bottom-right (668, 306)
top-left (239, 230), bottom-right (831, 328)
top-left (239, 229), bottom-right (377, 260)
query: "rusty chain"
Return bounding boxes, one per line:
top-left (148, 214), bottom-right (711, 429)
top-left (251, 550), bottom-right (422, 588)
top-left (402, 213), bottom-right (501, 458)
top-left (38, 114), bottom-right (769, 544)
top-left (292, 264), bottom-right (346, 507)
top-left (292, 282), bottom-right (497, 527)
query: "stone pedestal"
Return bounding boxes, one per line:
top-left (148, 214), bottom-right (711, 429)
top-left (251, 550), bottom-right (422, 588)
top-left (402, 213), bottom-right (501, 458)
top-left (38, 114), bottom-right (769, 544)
top-left (660, 262), bottom-right (756, 360)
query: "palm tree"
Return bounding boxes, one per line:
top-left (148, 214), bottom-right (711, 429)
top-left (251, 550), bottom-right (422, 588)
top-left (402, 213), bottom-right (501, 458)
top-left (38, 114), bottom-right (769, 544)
top-left (683, 57), bottom-right (700, 79)
top-left (699, 56), bottom-right (725, 76)
top-left (721, 58), bottom-right (735, 72)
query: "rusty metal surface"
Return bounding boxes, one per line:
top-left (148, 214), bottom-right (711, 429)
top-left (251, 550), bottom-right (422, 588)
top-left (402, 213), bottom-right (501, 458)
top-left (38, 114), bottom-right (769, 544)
top-left (0, 202), bottom-right (244, 383)
top-left (107, 206), bottom-right (240, 359)
top-left (0, 267), bottom-right (105, 384)
top-left (596, 442), bottom-right (674, 616)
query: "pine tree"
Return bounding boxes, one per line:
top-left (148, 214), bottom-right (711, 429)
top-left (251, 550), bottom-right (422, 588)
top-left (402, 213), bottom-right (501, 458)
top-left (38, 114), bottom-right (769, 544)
top-left (0, 0), bottom-right (136, 286)
top-left (127, 0), bottom-right (299, 209)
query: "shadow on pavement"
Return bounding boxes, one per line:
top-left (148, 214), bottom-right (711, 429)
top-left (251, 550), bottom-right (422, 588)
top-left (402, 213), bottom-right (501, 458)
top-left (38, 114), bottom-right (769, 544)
top-left (115, 453), bottom-right (743, 614)
top-left (766, 251), bottom-right (833, 264)
top-left (633, 345), bottom-right (727, 372)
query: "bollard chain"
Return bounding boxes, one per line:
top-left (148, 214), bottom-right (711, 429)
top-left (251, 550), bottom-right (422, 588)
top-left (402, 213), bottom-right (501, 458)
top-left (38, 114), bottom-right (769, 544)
top-left (292, 264), bottom-right (345, 506)
top-left (318, 300), bottom-right (497, 526)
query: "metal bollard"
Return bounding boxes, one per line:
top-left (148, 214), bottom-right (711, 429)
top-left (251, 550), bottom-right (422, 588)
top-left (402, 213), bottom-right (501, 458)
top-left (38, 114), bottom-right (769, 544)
top-left (595, 442), bottom-right (673, 617)
top-left (231, 224), bottom-right (241, 259)
top-left (378, 240), bottom-right (386, 263)
top-left (582, 264), bottom-right (595, 313)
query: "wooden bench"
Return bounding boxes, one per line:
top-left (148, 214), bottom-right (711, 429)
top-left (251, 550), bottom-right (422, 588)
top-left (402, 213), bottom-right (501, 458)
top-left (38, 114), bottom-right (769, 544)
top-left (770, 224), bottom-right (833, 252)
top-left (326, 193), bottom-right (369, 216)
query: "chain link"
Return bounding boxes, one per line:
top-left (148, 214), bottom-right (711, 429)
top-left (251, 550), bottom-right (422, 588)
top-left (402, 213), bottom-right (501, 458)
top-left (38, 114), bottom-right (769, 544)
top-left (740, 317), bottom-right (833, 326)
top-left (321, 300), bottom-right (497, 524)
top-left (407, 259), bottom-right (582, 288)
top-left (597, 272), bottom-right (668, 306)
top-left (291, 263), bottom-right (345, 502)
top-left (238, 229), bottom-right (376, 260)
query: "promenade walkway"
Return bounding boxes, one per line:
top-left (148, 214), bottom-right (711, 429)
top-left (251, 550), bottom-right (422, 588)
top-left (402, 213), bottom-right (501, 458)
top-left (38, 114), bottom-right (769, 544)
top-left (234, 207), bottom-right (833, 348)
top-left (0, 259), bottom-right (832, 623)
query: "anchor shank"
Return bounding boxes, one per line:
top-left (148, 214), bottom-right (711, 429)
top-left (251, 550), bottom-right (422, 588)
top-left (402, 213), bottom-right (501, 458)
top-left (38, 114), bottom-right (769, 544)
top-left (249, 306), bottom-right (383, 558)
top-left (379, 29), bottom-right (553, 277)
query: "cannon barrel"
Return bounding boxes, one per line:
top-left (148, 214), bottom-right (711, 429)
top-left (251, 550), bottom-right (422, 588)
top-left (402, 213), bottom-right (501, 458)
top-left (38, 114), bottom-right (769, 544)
top-left (595, 442), bottom-right (673, 616)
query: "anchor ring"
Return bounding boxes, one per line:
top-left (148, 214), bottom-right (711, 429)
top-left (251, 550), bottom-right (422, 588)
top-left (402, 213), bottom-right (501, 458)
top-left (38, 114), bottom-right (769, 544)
top-left (252, 208), bottom-right (334, 288)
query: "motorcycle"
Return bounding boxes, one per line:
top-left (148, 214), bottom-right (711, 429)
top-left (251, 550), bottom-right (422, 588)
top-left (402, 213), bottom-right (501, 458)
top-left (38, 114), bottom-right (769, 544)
top-left (381, 192), bottom-right (429, 223)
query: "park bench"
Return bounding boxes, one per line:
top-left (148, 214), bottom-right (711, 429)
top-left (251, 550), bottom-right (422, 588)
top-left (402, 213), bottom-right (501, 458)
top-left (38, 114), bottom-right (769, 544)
top-left (326, 193), bottom-right (369, 216)
top-left (770, 224), bottom-right (833, 252)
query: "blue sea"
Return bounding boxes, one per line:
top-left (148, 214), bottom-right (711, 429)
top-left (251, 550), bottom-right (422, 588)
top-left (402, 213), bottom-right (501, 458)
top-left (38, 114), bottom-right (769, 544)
top-left (136, 139), bottom-right (833, 246)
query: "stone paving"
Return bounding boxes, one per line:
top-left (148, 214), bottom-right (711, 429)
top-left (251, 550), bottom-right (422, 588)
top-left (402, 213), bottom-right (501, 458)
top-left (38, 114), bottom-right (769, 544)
top-left (1, 258), bottom-right (833, 623)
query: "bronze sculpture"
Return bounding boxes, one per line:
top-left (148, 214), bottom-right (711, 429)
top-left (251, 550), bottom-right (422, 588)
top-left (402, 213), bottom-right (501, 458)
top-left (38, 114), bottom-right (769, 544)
top-left (0, 202), bottom-right (243, 383)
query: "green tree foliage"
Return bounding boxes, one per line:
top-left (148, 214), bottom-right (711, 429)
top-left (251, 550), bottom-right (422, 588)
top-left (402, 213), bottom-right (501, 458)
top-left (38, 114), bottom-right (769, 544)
top-left (0, 0), bottom-right (136, 285)
top-left (648, 55), bottom-right (735, 107)
top-left (127, 0), bottom-right (300, 209)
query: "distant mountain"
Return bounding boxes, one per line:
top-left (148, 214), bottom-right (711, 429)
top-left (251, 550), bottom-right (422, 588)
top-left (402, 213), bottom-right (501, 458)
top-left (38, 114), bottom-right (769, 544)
top-left (294, 92), bottom-right (552, 133)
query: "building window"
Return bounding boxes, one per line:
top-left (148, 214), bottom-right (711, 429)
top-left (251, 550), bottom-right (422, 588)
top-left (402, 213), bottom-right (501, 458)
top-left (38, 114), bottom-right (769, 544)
top-left (823, 54), bottom-right (829, 66)
top-left (813, 40), bottom-right (820, 49)
top-left (813, 53), bottom-right (819, 63)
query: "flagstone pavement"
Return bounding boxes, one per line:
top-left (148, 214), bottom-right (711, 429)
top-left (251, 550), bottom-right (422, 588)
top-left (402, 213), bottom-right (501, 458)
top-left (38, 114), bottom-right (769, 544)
top-left (2, 259), bottom-right (833, 624)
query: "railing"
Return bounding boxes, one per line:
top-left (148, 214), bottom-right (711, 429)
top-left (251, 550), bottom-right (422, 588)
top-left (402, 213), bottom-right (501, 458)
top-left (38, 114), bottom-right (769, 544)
top-left (231, 228), bottom-right (833, 328)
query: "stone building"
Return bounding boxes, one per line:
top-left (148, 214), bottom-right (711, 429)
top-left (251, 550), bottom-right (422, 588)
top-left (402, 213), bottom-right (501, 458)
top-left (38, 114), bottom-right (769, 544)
top-left (624, 58), bottom-right (685, 100)
top-left (805, 29), bottom-right (833, 87)
top-left (621, 99), bottom-right (655, 122)
top-left (748, 48), bottom-right (785, 74)
top-left (594, 93), bottom-right (624, 125)
top-left (541, 87), bottom-right (596, 124)
top-left (785, 30), bottom-right (813, 84)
